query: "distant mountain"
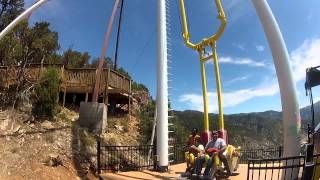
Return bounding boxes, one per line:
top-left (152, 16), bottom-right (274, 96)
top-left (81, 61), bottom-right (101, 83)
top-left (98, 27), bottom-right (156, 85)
top-left (172, 101), bottom-right (320, 149)
top-left (300, 101), bottom-right (320, 125)
top-left (173, 110), bottom-right (283, 149)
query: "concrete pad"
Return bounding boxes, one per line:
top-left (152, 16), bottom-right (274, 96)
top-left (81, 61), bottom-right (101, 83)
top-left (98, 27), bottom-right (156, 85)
top-left (78, 102), bottom-right (107, 134)
top-left (100, 163), bottom-right (248, 180)
top-left (101, 164), bottom-right (186, 180)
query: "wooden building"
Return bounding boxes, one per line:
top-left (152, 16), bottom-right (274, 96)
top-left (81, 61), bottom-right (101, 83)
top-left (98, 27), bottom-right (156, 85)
top-left (0, 64), bottom-right (132, 114)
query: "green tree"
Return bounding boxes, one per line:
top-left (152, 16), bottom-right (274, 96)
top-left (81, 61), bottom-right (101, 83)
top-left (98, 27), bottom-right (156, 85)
top-left (0, 21), bottom-right (60, 66)
top-left (138, 100), bottom-right (155, 144)
top-left (0, 22), bottom-right (21, 65)
top-left (89, 57), bottom-right (114, 68)
top-left (132, 81), bottom-right (148, 92)
top-left (0, 0), bottom-right (24, 30)
top-left (117, 67), bottom-right (131, 78)
top-left (47, 53), bottom-right (63, 64)
top-left (62, 48), bottom-right (90, 68)
top-left (32, 68), bottom-right (60, 119)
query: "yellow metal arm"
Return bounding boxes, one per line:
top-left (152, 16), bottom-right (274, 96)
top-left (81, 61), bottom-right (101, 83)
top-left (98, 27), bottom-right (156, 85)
top-left (178, 0), bottom-right (227, 133)
top-left (179, 0), bottom-right (196, 50)
top-left (179, 0), bottom-right (227, 50)
top-left (211, 42), bottom-right (224, 130)
top-left (208, 0), bottom-right (227, 42)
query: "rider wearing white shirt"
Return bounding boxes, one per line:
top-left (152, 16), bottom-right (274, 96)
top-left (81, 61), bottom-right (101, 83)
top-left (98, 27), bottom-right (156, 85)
top-left (203, 130), bottom-right (228, 176)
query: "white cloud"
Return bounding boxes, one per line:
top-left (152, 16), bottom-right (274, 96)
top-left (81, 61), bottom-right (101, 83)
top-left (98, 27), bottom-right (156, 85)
top-left (219, 56), bottom-right (266, 67)
top-left (290, 39), bottom-right (320, 82)
top-left (256, 45), bottom-right (265, 52)
top-left (179, 82), bottom-right (278, 113)
top-left (221, 0), bottom-right (252, 26)
top-left (232, 43), bottom-right (245, 51)
top-left (178, 39), bottom-right (320, 112)
top-left (225, 76), bottom-right (249, 85)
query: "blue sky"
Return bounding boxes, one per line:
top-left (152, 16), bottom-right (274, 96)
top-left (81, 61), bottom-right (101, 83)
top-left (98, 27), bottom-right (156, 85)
top-left (25, 0), bottom-right (320, 114)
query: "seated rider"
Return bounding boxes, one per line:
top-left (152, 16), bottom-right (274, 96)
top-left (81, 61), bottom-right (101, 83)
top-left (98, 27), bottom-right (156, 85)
top-left (192, 137), bottom-right (209, 175)
top-left (188, 128), bottom-right (201, 147)
top-left (203, 130), bottom-right (230, 176)
top-left (185, 128), bottom-right (201, 172)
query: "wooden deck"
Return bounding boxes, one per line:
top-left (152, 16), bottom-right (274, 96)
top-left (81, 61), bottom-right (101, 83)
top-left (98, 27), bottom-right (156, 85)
top-left (0, 64), bottom-right (131, 93)
top-left (0, 64), bottom-right (132, 108)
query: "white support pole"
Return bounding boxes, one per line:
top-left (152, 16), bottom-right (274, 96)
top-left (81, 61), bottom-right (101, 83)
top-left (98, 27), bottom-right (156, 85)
top-left (252, 0), bottom-right (301, 178)
top-left (157, 0), bottom-right (169, 168)
top-left (0, 0), bottom-right (47, 41)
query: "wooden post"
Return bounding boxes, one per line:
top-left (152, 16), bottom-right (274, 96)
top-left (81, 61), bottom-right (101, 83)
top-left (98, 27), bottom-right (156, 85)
top-left (5, 66), bottom-right (8, 88)
top-left (121, 75), bottom-right (124, 90)
top-left (63, 87), bottom-right (66, 107)
top-left (40, 61), bottom-right (43, 75)
top-left (128, 80), bottom-right (132, 115)
top-left (105, 69), bottom-right (110, 105)
top-left (102, 89), bottom-right (105, 103)
top-left (56, 88), bottom-right (60, 104)
top-left (85, 92), bottom-right (88, 102)
top-left (97, 138), bottom-right (101, 175)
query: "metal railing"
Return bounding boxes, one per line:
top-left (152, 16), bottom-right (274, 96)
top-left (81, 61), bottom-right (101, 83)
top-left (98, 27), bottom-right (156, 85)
top-left (97, 141), bottom-right (156, 173)
top-left (312, 153), bottom-right (320, 180)
top-left (239, 146), bottom-right (283, 164)
top-left (247, 153), bottom-right (320, 180)
top-left (247, 155), bottom-right (305, 180)
top-left (96, 143), bottom-right (286, 174)
top-left (96, 141), bottom-right (320, 179)
top-left (170, 143), bottom-right (187, 165)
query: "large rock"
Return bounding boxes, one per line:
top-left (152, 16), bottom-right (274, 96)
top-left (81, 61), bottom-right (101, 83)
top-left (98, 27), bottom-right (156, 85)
top-left (41, 120), bottom-right (54, 130)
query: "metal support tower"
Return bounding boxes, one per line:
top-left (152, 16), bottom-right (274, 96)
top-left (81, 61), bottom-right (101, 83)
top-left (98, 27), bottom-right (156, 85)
top-left (156, 0), bottom-right (169, 169)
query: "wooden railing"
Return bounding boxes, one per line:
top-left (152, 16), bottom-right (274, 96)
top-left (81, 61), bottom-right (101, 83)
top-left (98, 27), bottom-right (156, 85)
top-left (0, 64), bottom-right (131, 94)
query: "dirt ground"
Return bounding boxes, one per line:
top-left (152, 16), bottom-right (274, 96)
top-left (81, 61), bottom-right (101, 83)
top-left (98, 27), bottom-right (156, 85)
top-left (0, 106), bottom-right (143, 180)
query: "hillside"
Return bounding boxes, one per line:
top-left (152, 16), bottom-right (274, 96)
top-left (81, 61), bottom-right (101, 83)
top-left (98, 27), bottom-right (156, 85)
top-left (0, 107), bottom-right (98, 179)
top-left (300, 101), bottom-right (320, 126)
top-left (172, 101), bottom-right (319, 149)
top-left (0, 98), bottom-right (149, 179)
top-left (173, 110), bottom-right (283, 149)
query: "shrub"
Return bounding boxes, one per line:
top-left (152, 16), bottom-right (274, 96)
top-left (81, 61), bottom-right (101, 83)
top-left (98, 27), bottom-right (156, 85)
top-left (32, 68), bottom-right (60, 119)
top-left (132, 81), bottom-right (149, 92)
top-left (138, 100), bottom-right (155, 144)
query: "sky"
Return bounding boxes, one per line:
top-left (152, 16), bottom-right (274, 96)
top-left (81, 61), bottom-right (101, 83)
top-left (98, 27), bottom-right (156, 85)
top-left (24, 0), bottom-right (320, 114)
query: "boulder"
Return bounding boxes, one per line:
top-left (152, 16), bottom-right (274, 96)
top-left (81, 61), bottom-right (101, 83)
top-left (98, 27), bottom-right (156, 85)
top-left (41, 120), bottom-right (54, 130)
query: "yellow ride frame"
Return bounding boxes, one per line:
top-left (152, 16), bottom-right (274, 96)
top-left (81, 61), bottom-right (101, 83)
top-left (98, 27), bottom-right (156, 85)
top-left (179, 0), bottom-right (226, 131)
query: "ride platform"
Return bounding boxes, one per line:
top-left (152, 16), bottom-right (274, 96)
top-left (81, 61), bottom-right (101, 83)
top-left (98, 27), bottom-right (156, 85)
top-left (100, 163), bottom-right (247, 180)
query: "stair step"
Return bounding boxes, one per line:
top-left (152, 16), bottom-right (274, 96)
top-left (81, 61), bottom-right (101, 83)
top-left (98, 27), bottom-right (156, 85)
top-left (168, 131), bottom-right (174, 133)
top-left (168, 116), bottom-right (175, 119)
top-left (168, 153), bottom-right (174, 156)
top-left (168, 123), bottom-right (174, 126)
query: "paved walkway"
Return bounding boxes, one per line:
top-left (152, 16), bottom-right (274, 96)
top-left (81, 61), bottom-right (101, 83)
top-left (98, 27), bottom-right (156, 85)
top-left (101, 163), bottom-right (248, 180)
